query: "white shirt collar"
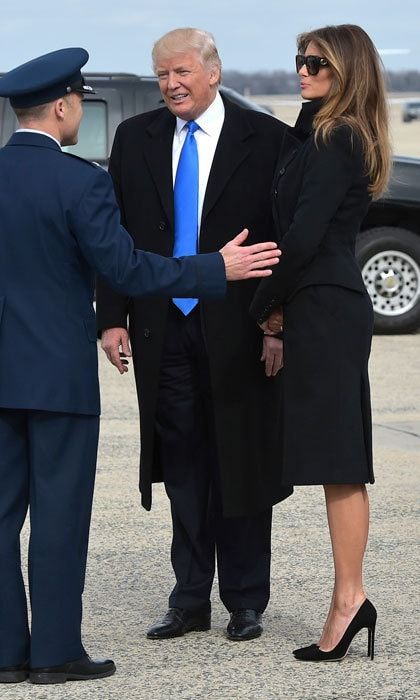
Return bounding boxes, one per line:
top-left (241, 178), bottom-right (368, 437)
top-left (175, 91), bottom-right (224, 136)
top-left (16, 128), bottom-right (62, 149)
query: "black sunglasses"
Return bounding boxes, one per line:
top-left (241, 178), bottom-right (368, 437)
top-left (295, 54), bottom-right (329, 76)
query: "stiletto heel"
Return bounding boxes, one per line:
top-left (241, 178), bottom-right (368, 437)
top-left (368, 623), bottom-right (375, 660)
top-left (293, 599), bottom-right (377, 662)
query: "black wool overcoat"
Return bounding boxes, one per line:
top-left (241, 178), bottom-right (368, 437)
top-left (250, 100), bottom-right (374, 485)
top-left (96, 97), bottom-right (293, 516)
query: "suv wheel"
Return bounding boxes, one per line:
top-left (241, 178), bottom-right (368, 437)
top-left (356, 226), bottom-right (420, 333)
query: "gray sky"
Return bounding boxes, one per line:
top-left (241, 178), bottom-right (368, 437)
top-left (1, 0), bottom-right (418, 74)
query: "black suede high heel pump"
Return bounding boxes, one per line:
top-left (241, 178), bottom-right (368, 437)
top-left (293, 599), bottom-right (377, 662)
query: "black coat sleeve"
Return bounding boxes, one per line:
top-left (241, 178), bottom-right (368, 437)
top-left (250, 126), bottom-right (360, 322)
top-left (96, 126), bottom-right (130, 332)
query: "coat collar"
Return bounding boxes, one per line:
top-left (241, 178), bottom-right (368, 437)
top-left (143, 108), bottom-right (176, 226)
top-left (293, 98), bottom-right (323, 138)
top-left (7, 130), bottom-right (62, 151)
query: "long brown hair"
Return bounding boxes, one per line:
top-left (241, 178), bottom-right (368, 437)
top-left (298, 24), bottom-right (392, 197)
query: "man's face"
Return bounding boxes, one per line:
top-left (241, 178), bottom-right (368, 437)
top-left (156, 51), bottom-right (220, 121)
top-left (61, 93), bottom-right (83, 146)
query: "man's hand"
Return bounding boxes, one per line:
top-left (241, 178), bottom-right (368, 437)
top-left (261, 336), bottom-right (283, 377)
top-left (220, 229), bottom-right (281, 281)
top-left (101, 327), bottom-right (131, 374)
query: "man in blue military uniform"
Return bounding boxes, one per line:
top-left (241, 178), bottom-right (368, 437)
top-left (0, 48), bottom-right (280, 685)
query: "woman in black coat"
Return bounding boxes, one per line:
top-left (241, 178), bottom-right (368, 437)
top-left (250, 24), bottom-right (391, 661)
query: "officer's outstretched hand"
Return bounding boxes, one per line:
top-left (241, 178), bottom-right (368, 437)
top-left (219, 229), bottom-right (281, 280)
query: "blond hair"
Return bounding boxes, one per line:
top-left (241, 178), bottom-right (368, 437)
top-left (152, 27), bottom-right (222, 78)
top-left (298, 24), bottom-right (392, 197)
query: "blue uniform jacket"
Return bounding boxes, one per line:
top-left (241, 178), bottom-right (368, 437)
top-left (0, 132), bottom-right (225, 415)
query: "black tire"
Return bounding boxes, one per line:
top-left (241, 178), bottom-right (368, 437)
top-left (356, 227), bottom-right (420, 334)
top-left (402, 114), bottom-right (411, 123)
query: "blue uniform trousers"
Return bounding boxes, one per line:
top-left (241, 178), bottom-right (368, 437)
top-left (0, 409), bottom-right (99, 667)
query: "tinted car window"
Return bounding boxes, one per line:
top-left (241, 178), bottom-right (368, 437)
top-left (135, 80), bottom-right (164, 112)
top-left (62, 100), bottom-right (108, 161)
top-left (0, 98), bottom-right (17, 145)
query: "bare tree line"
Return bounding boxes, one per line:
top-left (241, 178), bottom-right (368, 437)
top-left (222, 70), bottom-right (420, 95)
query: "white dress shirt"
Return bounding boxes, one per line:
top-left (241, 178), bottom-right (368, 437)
top-left (172, 91), bottom-right (225, 228)
top-left (16, 128), bottom-right (62, 149)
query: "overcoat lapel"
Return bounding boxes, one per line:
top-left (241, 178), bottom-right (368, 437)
top-left (202, 99), bottom-right (254, 222)
top-left (141, 100), bottom-right (256, 227)
top-left (143, 109), bottom-right (176, 227)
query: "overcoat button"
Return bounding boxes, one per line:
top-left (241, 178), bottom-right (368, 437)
top-left (278, 168), bottom-right (285, 176)
top-left (144, 328), bottom-right (150, 338)
top-left (159, 221), bottom-right (166, 230)
top-left (274, 189), bottom-right (278, 196)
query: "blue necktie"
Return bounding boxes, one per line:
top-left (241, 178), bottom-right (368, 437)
top-left (172, 121), bottom-right (199, 315)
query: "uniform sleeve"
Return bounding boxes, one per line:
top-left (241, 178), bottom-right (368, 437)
top-left (71, 166), bottom-right (226, 301)
top-left (96, 126), bottom-right (129, 332)
top-left (250, 126), bottom-right (360, 321)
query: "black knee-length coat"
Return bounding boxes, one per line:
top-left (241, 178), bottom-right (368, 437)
top-left (96, 97), bottom-right (293, 516)
top-left (250, 99), bottom-right (375, 485)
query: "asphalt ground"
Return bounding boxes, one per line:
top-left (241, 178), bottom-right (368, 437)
top-left (2, 333), bottom-right (419, 700)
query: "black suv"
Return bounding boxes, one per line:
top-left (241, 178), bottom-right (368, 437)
top-left (1, 72), bottom-right (419, 333)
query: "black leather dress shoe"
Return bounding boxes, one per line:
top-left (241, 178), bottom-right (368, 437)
top-left (147, 607), bottom-right (211, 639)
top-left (29, 654), bottom-right (116, 684)
top-left (227, 609), bottom-right (263, 641)
top-left (0, 664), bottom-right (28, 683)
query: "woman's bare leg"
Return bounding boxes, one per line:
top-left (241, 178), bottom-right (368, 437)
top-left (318, 484), bottom-right (369, 651)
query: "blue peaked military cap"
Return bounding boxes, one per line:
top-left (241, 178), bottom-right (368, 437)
top-left (0, 47), bottom-right (95, 108)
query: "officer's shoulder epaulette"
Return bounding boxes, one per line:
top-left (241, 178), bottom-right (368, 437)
top-left (62, 152), bottom-right (102, 169)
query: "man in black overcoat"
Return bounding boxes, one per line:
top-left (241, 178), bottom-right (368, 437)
top-left (96, 27), bottom-right (293, 641)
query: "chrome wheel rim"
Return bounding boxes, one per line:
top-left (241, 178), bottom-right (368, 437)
top-left (362, 249), bottom-right (420, 316)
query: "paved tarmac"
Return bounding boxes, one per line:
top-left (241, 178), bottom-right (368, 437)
top-left (2, 334), bottom-right (419, 700)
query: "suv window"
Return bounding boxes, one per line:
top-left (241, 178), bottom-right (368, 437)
top-left (0, 99), bottom-right (17, 144)
top-left (63, 100), bottom-right (108, 161)
top-left (134, 80), bottom-right (163, 113)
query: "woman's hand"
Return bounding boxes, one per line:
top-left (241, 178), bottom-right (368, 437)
top-left (261, 336), bottom-right (283, 377)
top-left (258, 308), bottom-right (283, 336)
